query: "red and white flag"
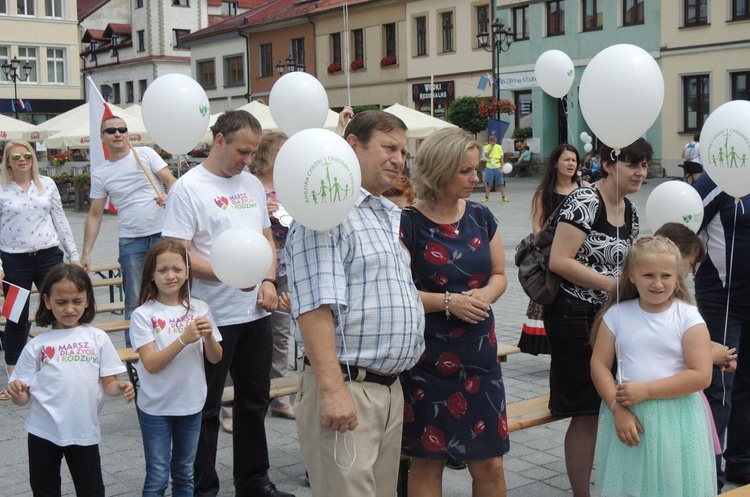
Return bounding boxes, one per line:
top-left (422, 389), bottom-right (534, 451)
top-left (1, 281), bottom-right (30, 324)
top-left (87, 77), bottom-right (117, 213)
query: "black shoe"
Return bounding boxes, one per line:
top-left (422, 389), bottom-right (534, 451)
top-left (726, 471), bottom-right (750, 485)
top-left (255, 483), bottom-right (295, 497)
top-left (446, 459), bottom-right (467, 470)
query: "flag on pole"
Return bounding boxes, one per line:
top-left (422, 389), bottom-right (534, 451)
top-left (1, 281), bottom-right (30, 324)
top-left (477, 76), bottom-right (489, 91)
top-left (87, 76), bottom-right (117, 213)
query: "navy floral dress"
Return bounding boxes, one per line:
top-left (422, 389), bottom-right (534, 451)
top-left (400, 201), bottom-right (510, 460)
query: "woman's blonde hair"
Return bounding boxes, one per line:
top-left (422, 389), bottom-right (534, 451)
top-left (2, 141), bottom-right (44, 191)
top-left (411, 128), bottom-right (481, 202)
top-left (251, 132), bottom-right (287, 176)
top-left (591, 236), bottom-right (690, 343)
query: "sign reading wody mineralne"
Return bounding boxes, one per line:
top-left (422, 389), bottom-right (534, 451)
top-left (412, 81), bottom-right (455, 103)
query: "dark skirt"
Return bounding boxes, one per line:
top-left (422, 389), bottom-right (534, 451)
top-left (517, 299), bottom-right (551, 355)
top-left (543, 291), bottom-right (602, 417)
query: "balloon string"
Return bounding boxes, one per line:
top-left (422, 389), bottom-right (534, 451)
top-left (720, 199), bottom-right (739, 406)
top-left (343, 1), bottom-right (352, 107)
top-left (562, 97), bottom-right (574, 145)
top-left (329, 232), bottom-right (357, 472)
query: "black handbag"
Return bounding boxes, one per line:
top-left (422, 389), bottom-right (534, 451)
top-left (514, 202), bottom-right (565, 306)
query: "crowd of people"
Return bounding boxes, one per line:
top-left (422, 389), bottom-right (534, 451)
top-left (0, 110), bottom-right (747, 497)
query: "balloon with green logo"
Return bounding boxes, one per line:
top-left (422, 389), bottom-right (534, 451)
top-left (699, 100), bottom-right (750, 198)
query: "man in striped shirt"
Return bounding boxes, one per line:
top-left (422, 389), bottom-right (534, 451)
top-left (286, 111), bottom-right (425, 497)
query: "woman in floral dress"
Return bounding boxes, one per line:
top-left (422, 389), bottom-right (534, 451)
top-left (400, 129), bottom-right (509, 496)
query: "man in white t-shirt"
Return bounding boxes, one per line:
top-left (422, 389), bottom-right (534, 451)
top-left (162, 110), bottom-right (291, 497)
top-left (82, 116), bottom-right (176, 346)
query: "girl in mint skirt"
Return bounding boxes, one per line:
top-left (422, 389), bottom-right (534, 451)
top-left (590, 236), bottom-right (716, 497)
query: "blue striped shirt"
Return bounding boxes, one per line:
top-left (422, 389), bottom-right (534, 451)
top-left (286, 189), bottom-right (425, 375)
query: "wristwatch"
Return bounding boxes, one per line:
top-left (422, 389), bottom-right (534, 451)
top-left (261, 278), bottom-right (278, 289)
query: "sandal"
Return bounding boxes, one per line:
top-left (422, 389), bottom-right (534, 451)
top-left (0, 388), bottom-right (10, 401)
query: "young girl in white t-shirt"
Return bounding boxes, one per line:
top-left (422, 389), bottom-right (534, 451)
top-left (6, 264), bottom-right (135, 496)
top-left (590, 236), bottom-right (717, 497)
top-left (130, 240), bottom-right (222, 497)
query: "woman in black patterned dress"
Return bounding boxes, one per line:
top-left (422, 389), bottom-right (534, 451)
top-left (545, 138), bottom-right (653, 497)
top-left (400, 128), bottom-right (509, 496)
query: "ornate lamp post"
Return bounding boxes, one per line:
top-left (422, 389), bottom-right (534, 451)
top-left (477, 18), bottom-right (515, 120)
top-left (1, 56), bottom-right (32, 119)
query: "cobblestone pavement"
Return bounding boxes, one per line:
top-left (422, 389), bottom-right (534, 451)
top-left (0, 175), bottom-right (736, 496)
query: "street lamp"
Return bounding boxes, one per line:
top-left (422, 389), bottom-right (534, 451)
top-left (276, 60), bottom-right (285, 75)
top-left (477, 18), bottom-right (514, 119)
top-left (1, 56), bottom-right (32, 119)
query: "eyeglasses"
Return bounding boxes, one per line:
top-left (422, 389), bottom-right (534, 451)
top-left (10, 153), bottom-right (34, 161)
top-left (102, 127), bottom-right (128, 135)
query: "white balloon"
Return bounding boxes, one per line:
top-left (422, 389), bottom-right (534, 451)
top-left (270, 72), bottom-right (329, 136)
top-left (534, 50), bottom-right (575, 98)
top-left (274, 128), bottom-right (361, 231)
top-left (700, 100), bottom-right (750, 198)
top-left (645, 181), bottom-right (704, 233)
top-left (210, 228), bottom-right (273, 289)
top-left (142, 74), bottom-right (210, 155)
top-left (580, 132), bottom-right (590, 142)
top-left (502, 163), bottom-right (513, 175)
top-left (584, 143), bottom-right (593, 153)
top-left (584, 135), bottom-right (593, 144)
top-left (579, 44), bottom-right (664, 150)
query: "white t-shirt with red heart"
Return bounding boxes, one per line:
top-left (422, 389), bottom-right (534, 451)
top-left (130, 298), bottom-right (221, 416)
top-left (10, 325), bottom-right (126, 446)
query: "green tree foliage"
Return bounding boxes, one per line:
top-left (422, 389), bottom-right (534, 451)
top-left (447, 97), bottom-right (488, 135)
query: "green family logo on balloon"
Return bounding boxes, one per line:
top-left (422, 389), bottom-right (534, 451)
top-left (705, 129), bottom-right (750, 169)
top-left (303, 157), bottom-right (356, 205)
top-left (199, 105), bottom-right (209, 117)
top-left (682, 213), bottom-right (702, 225)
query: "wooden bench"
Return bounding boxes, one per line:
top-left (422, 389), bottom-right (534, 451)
top-left (723, 485), bottom-right (750, 496)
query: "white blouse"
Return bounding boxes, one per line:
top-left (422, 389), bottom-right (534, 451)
top-left (0, 175), bottom-right (79, 269)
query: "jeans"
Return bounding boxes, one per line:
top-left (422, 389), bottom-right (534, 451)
top-left (1, 246), bottom-right (64, 365)
top-left (139, 410), bottom-right (202, 497)
top-left (28, 433), bottom-right (104, 497)
top-left (194, 317), bottom-right (273, 497)
top-left (699, 298), bottom-right (750, 490)
top-left (119, 233), bottom-right (163, 347)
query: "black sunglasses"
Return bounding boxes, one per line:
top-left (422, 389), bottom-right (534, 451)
top-left (103, 127), bottom-right (128, 135)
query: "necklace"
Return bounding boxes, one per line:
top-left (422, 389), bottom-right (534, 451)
top-left (423, 203), bottom-right (461, 235)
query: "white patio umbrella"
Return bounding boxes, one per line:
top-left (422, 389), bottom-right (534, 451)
top-left (0, 114), bottom-right (35, 141)
top-left (25, 102), bottom-right (138, 142)
top-left (383, 103), bottom-right (458, 139)
top-left (199, 101), bottom-right (340, 145)
top-left (44, 110), bottom-right (152, 149)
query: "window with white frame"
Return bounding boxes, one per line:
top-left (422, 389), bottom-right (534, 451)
top-left (136, 0), bottom-right (143, 8)
top-left (352, 29), bottom-right (364, 62)
top-left (684, 0), bottom-right (708, 26)
top-left (172, 0), bottom-right (189, 6)
top-left (476, 5), bottom-right (489, 44)
top-left (415, 16), bottom-right (427, 56)
top-left (683, 74), bottom-right (709, 132)
top-left (513, 6), bottom-right (529, 40)
top-left (46, 47), bottom-right (65, 83)
top-left (0, 46), bottom-right (8, 82)
top-left (221, 1), bottom-right (237, 15)
top-left (112, 82), bottom-right (121, 104)
top-left (331, 33), bottom-right (341, 64)
top-left (0, 1), bottom-right (7, 14)
top-left (45, 0), bottom-right (63, 17)
top-left (17, 0), bottom-right (35, 15)
top-left (623, 0), bottom-right (644, 25)
top-left (732, 0), bottom-right (749, 20)
top-left (126, 81), bottom-right (134, 102)
top-left (384, 23), bottom-right (396, 57)
top-left (224, 55), bottom-right (243, 86)
top-left (731, 71), bottom-right (750, 101)
top-left (582, 0), bottom-right (603, 31)
top-left (440, 11), bottom-right (454, 53)
top-left (138, 31), bottom-right (145, 52)
top-left (18, 47), bottom-right (37, 82)
top-left (291, 38), bottom-right (305, 68)
top-left (547, 0), bottom-right (565, 36)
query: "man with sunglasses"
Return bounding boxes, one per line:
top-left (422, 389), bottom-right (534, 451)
top-left (82, 116), bottom-right (176, 347)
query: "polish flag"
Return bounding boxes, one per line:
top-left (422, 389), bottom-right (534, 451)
top-left (1, 282), bottom-right (30, 324)
top-left (87, 76), bottom-right (117, 213)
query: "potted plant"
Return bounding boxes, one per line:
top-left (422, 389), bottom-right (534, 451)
top-left (380, 55), bottom-right (397, 67)
top-left (50, 150), bottom-right (72, 167)
top-left (72, 173), bottom-right (91, 212)
top-left (478, 99), bottom-right (516, 119)
top-left (327, 62), bottom-right (342, 74)
top-left (51, 173), bottom-right (73, 204)
top-left (350, 59), bottom-right (364, 71)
